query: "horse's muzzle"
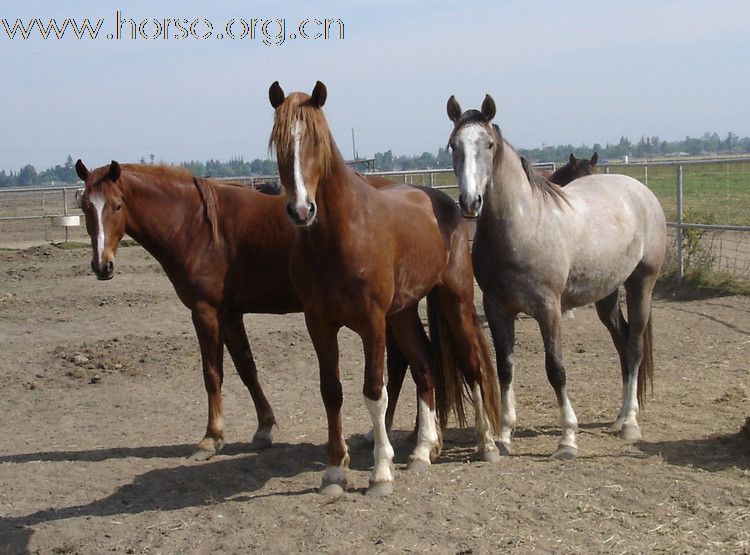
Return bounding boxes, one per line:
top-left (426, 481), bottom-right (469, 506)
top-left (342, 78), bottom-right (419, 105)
top-left (286, 201), bottom-right (317, 227)
top-left (92, 259), bottom-right (114, 280)
top-left (459, 193), bottom-right (483, 218)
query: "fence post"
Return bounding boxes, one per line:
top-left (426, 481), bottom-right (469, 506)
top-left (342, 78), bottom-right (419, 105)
top-left (430, 172), bottom-right (435, 188)
top-left (63, 188), bottom-right (69, 243)
top-left (644, 164), bottom-right (648, 187)
top-left (676, 165), bottom-right (684, 280)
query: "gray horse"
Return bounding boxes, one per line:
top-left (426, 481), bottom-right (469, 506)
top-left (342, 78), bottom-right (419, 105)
top-left (446, 95), bottom-right (667, 458)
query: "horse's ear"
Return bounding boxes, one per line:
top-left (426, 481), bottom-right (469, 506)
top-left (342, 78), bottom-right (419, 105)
top-left (590, 152), bottom-right (598, 166)
top-left (569, 153), bottom-right (577, 165)
top-left (481, 94), bottom-right (496, 121)
top-left (446, 95), bottom-right (462, 122)
top-left (269, 81), bottom-right (285, 109)
top-left (310, 81), bottom-right (327, 108)
top-left (75, 159), bottom-right (89, 181)
top-left (109, 160), bottom-right (121, 182)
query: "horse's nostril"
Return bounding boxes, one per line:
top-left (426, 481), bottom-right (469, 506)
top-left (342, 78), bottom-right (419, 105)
top-left (107, 260), bottom-right (114, 273)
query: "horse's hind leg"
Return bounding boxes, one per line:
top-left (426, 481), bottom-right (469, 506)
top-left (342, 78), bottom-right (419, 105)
top-left (619, 270), bottom-right (659, 441)
top-left (484, 292), bottom-right (517, 455)
top-left (594, 290), bottom-right (631, 432)
top-left (537, 307), bottom-right (579, 459)
top-left (387, 307), bottom-right (440, 472)
top-left (223, 313), bottom-right (277, 449)
top-left (385, 325), bottom-right (410, 435)
top-left (191, 303), bottom-right (226, 460)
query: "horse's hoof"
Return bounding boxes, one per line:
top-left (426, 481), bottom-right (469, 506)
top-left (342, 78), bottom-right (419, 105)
top-left (552, 445), bottom-right (578, 460)
top-left (366, 481), bottom-right (394, 497)
top-left (406, 458), bottom-right (430, 472)
top-left (190, 449), bottom-right (216, 461)
top-left (497, 441), bottom-right (513, 456)
top-left (319, 482), bottom-right (345, 497)
top-left (620, 424), bottom-right (642, 442)
top-left (249, 433), bottom-right (273, 450)
top-left (480, 449), bottom-right (502, 463)
top-left (610, 418), bottom-right (625, 432)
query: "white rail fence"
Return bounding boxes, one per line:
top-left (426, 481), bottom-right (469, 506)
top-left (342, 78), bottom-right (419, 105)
top-left (1, 160), bottom-right (748, 282)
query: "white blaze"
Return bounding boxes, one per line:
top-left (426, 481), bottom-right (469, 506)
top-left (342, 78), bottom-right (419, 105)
top-left (90, 194), bottom-right (105, 262)
top-left (456, 124), bottom-right (486, 203)
top-left (292, 120), bottom-right (310, 214)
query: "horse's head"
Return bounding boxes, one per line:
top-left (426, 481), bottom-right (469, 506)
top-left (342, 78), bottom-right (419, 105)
top-left (446, 94), bottom-right (498, 218)
top-left (574, 152), bottom-right (598, 176)
top-left (75, 159), bottom-right (126, 280)
top-left (550, 152), bottom-right (598, 186)
top-left (268, 80), bottom-right (332, 227)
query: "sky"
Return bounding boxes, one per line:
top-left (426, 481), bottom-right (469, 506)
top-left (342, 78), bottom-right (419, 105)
top-left (1, 0), bottom-right (749, 173)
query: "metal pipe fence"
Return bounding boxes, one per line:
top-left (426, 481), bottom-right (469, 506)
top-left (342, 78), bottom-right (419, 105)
top-left (1, 159), bottom-right (748, 282)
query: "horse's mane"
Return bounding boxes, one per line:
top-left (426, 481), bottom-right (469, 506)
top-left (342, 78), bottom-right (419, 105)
top-left (269, 94), bottom-right (334, 175)
top-left (508, 141), bottom-right (569, 208)
top-left (121, 163), bottom-right (194, 181)
top-left (120, 164), bottom-right (222, 244)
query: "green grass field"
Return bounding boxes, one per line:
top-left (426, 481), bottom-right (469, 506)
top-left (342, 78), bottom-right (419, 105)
top-left (601, 161), bottom-right (750, 226)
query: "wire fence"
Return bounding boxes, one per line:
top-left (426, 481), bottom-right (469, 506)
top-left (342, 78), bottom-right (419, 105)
top-left (1, 159), bottom-right (748, 284)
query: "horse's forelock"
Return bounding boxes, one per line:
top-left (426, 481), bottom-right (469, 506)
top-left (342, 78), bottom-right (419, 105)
top-left (269, 95), bottom-right (333, 175)
top-left (448, 111), bottom-right (499, 147)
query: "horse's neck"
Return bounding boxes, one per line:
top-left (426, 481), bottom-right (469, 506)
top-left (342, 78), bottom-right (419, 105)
top-left (311, 147), bottom-right (365, 236)
top-left (122, 173), bottom-right (196, 259)
top-left (484, 141), bottom-right (538, 224)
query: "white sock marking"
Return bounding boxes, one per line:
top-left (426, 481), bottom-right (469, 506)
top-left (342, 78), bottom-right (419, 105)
top-left (364, 390), bottom-right (394, 484)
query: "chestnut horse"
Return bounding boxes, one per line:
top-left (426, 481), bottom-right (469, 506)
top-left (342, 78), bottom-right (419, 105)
top-left (74, 161), bottom-right (416, 460)
top-left (446, 95), bottom-right (666, 458)
top-left (268, 81), bottom-right (501, 496)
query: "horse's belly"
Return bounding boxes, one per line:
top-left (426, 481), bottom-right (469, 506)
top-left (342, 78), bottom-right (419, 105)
top-left (563, 237), bottom-right (643, 307)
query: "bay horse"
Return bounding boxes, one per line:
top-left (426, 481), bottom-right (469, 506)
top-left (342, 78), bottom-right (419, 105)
top-left (446, 95), bottom-right (666, 458)
top-left (74, 161), bottom-right (416, 460)
top-left (546, 152), bottom-right (598, 185)
top-left (268, 81), bottom-right (501, 496)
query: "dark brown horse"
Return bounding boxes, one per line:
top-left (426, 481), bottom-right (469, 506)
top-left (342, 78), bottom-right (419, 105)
top-left (268, 81), bottom-right (501, 496)
top-left (533, 152), bottom-right (598, 185)
top-left (74, 161), bottom-right (416, 460)
top-left (548, 152), bottom-right (598, 185)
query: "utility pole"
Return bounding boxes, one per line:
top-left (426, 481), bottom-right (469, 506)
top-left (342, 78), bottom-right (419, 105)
top-left (351, 128), bottom-right (358, 160)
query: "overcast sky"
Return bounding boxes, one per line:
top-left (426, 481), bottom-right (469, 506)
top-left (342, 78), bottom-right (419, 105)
top-left (1, 0), bottom-right (749, 172)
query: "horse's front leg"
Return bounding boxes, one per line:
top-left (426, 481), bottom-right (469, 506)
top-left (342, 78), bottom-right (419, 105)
top-left (305, 314), bottom-right (348, 496)
top-left (538, 306), bottom-right (579, 459)
top-left (191, 303), bottom-right (225, 460)
top-left (362, 316), bottom-right (396, 496)
top-left (222, 313), bottom-right (277, 449)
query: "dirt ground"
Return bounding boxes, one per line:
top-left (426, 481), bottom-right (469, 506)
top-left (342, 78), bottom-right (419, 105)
top-left (0, 244), bottom-right (748, 554)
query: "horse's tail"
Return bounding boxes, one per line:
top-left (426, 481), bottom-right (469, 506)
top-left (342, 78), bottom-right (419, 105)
top-left (427, 292), bottom-right (466, 431)
top-left (474, 310), bottom-right (502, 435)
top-left (637, 313), bottom-right (654, 407)
top-left (427, 293), bottom-right (501, 435)
top-left (193, 177), bottom-right (221, 244)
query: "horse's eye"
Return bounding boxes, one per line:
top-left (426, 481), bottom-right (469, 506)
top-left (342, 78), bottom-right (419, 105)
top-left (115, 204), bottom-right (122, 212)
top-left (488, 142), bottom-right (494, 149)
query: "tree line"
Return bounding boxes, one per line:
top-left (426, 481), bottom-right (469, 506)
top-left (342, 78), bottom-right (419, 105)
top-left (2, 131), bottom-right (749, 187)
